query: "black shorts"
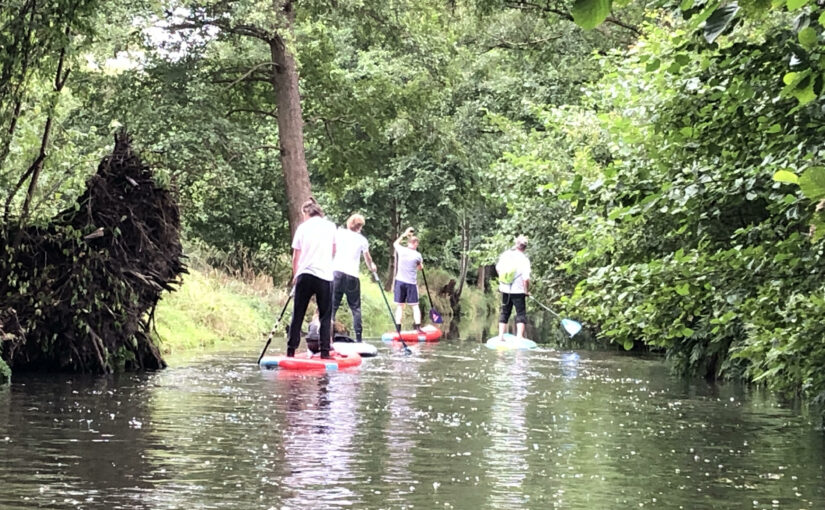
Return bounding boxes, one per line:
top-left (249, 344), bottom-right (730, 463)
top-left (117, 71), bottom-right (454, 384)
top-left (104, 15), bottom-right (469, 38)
top-left (393, 281), bottom-right (419, 304)
top-left (499, 293), bottom-right (527, 324)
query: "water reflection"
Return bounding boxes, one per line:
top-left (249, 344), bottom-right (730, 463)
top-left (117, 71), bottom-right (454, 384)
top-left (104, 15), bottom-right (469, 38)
top-left (271, 372), bottom-right (363, 507)
top-left (483, 351), bottom-right (532, 508)
top-left (1, 346), bottom-right (824, 509)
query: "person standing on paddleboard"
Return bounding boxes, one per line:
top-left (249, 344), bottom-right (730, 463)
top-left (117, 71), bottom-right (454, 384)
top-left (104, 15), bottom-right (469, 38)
top-left (496, 235), bottom-right (531, 340)
top-left (393, 227), bottom-right (424, 333)
top-left (288, 197), bottom-right (337, 359)
top-left (332, 213), bottom-right (377, 342)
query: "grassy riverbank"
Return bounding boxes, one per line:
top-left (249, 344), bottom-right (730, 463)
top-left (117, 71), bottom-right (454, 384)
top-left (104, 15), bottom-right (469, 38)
top-left (152, 266), bottom-right (496, 356)
top-left (153, 268), bottom-right (283, 356)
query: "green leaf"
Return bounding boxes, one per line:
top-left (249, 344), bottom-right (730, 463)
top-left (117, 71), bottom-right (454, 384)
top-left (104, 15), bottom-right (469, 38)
top-left (571, 0), bottom-right (612, 30)
top-left (704, 3), bottom-right (740, 43)
top-left (681, 327), bottom-right (694, 337)
top-left (819, 10), bottom-right (825, 28)
top-left (799, 166), bottom-right (825, 201)
top-left (798, 26), bottom-right (818, 49)
top-left (622, 338), bottom-right (634, 350)
top-left (773, 169), bottom-right (799, 184)
top-left (787, 0), bottom-right (809, 10)
top-left (675, 283), bottom-right (690, 296)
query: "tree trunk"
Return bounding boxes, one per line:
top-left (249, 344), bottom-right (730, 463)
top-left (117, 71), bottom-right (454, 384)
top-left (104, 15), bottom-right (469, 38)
top-left (455, 212), bottom-right (469, 302)
top-left (477, 265), bottom-right (486, 291)
top-left (269, 1), bottom-right (311, 236)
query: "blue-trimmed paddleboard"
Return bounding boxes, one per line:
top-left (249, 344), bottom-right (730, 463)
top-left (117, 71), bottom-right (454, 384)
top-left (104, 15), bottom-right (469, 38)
top-left (485, 334), bottom-right (537, 350)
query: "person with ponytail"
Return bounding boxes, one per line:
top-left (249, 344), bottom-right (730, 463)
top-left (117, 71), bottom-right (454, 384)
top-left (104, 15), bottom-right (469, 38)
top-left (287, 197), bottom-right (337, 358)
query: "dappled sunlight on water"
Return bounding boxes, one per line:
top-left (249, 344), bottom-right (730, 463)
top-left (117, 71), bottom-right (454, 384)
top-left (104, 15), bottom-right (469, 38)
top-left (0, 342), bottom-right (823, 509)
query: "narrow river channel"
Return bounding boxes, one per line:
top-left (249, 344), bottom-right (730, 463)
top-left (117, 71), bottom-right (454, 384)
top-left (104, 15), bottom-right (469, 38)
top-left (1, 339), bottom-right (823, 509)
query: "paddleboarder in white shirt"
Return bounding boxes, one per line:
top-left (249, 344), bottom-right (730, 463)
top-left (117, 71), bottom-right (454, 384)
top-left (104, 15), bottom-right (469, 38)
top-left (393, 227), bottom-right (424, 333)
top-left (332, 213), bottom-right (377, 342)
top-left (287, 197), bottom-right (337, 358)
top-left (496, 235), bottom-right (531, 340)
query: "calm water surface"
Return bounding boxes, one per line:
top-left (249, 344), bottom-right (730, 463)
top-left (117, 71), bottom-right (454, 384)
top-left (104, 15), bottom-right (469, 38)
top-left (1, 340), bottom-right (823, 509)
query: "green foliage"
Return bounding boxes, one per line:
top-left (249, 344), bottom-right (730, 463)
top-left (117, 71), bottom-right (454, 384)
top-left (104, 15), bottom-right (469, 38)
top-left (572, 0), bottom-right (613, 30)
top-left (0, 358), bottom-right (10, 385)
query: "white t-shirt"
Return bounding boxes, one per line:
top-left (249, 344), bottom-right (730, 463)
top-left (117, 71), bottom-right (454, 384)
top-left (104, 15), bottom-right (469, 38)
top-left (496, 248), bottom-right (531, 294)
top-left (292, 216), bottom-right (337, 281)
top-left (333, 227), bottom-right (369, 277)
top-left (395, 245), bottom-right (422, 284)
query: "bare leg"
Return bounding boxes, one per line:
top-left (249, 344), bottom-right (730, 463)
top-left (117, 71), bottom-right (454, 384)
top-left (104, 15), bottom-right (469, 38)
top-left (516, 322), bottom-right (525, 339)
top-left (412, 304), bottom-right (421, 327)
top-left (395, 304), bottom-right (405, 328)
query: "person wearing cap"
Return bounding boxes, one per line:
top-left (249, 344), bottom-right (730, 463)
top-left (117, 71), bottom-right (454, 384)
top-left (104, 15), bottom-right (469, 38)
top-left (496, 235), bottom-right (531, 339)
top-left (393, 226), bottom-right (424, 332)
top-left (332, 213), bottom-right (377, 342)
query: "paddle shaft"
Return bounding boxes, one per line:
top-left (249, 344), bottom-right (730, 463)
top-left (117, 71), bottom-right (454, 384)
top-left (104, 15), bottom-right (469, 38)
top-left (420, 264), bottom-right (440, 317)
top-left (373, 272), bottom-right (412, 354)
top-left (256, 289), bottom-right (294, 364)
top-left (528, 295), bottom-right (560, 318)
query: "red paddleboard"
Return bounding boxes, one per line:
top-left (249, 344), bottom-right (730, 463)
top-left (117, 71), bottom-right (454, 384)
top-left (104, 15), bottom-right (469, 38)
top-left (381, 324), bottom-right (442, 343)
top-left (259, 351), bottom-right (362, 371)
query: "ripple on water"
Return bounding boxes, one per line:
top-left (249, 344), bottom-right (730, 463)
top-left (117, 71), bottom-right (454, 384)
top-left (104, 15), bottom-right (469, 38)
top-left (0, 345), bottom-right (823, 509)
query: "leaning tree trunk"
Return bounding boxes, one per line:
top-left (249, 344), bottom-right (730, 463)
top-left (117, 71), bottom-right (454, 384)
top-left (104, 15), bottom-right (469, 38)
top-left (270, 0), bottom-right (311, 236)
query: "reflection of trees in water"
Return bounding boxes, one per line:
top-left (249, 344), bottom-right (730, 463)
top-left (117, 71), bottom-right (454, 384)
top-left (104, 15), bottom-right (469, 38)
top-left (377, 353), bottom-right (419, 502)
top-left (482, 353), bottom-right (532, 508)
top-left (0, 373), bottom-right (161, 508)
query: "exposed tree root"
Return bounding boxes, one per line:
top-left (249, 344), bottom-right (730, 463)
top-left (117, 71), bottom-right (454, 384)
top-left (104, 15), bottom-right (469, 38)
top-left (0, 132), bottom-right (185, 373)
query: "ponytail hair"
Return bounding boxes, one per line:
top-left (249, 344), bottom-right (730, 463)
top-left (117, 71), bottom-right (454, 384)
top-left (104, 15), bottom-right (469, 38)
top-left (301, 197), bottom-right (324, 217)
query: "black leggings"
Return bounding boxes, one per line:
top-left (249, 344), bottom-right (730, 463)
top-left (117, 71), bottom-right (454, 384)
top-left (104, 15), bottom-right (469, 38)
top-left (332, 271), bottom-right (362, 340)
top-left (288, 274), bottom-right (333, 353)
top-left (499, 293), bottom-right (527, 324)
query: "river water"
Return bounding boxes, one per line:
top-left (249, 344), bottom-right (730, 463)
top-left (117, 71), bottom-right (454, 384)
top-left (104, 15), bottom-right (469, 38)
top-left (1, 339), bottom-right (823, 509)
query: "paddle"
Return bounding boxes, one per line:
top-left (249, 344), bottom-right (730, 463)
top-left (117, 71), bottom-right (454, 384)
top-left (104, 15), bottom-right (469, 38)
top-left (419, 265), bottom-right (443, 324)
top-left (256, 287), bottom-right (295, 364)
top-left (372, 271), bottom-right (412, 355)
top-left (528, 295), bottom-right (582, 338)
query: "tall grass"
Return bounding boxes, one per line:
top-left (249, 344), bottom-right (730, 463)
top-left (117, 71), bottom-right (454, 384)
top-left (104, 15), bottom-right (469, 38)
top-left (153, 268), bottom-right (287, 355)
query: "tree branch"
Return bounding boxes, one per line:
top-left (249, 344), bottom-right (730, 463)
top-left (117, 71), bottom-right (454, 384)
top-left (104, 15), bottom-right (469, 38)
top-left (484, 34), bottom-right (563, 52)
top-left (168, 19), bottom-right (273, 43)
top-left (226, 108), bottom-right (278, 119)
top-left (221, 62), bottom-right (279, 89)
top-left (504, 0), bottom-right (642, 36)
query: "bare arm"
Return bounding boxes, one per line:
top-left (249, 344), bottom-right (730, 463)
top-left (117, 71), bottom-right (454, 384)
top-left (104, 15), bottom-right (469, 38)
top-left (292, 249), bottom-right (301, 285)
top-left (394, 227), bottom-right (414, 249)
top-left (363, 250), bottom-right (377, 273)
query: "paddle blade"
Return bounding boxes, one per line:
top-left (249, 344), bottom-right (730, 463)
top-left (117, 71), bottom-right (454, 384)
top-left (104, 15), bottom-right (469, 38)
top-left (561, 318), bottom-right (582, 338)
top-left (429, 308), bottom-right (443, 324)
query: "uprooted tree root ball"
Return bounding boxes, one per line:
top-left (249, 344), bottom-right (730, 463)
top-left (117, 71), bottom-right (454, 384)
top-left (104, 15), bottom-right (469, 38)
top-left (0, 132), bottom-right (185, 373)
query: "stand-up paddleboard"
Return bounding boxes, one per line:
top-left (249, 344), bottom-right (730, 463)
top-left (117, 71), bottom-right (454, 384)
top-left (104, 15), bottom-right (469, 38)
top-left (331, 338), bottom-right (378, 357)
top-left (259, 351), bottom-right (362, 371)
top-left (485, 334), bottom-right (537, 350)
top-left (381, 324), bottom-right (442, 343)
